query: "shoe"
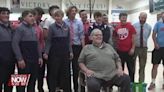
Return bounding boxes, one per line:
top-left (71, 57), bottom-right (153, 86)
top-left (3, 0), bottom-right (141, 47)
top-left (148, 83), bottom-right (155, 90)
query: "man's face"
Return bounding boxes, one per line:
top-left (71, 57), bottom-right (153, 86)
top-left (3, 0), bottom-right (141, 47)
top-left (119, 16), bottom-right (127, 24)
top-left (95, 16), bottom-right (103, 24)
top-left (80, 11), bottom-right (88, 22)
top-left (91, 30), bottom-right (103, 44)
top-left (23, 13), bottom-right (35, 25)
top-left (102, 16), bottom-right (108, 24)
top-left (54, 14), bottom-right (63, 23)
top-left (34, 12), bottom-right (42, 21)
top-left (0, 11), bottom-right (9, 23)
top-left (69, 8), bottom-right (77, 18)
top-left (161, 13), bottom-right (164, 21)
top-left (139, 15), bottom-right (147, 24)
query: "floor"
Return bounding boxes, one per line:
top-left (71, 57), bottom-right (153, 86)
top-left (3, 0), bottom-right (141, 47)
top-left (11, 52), bottom-right (163, 92)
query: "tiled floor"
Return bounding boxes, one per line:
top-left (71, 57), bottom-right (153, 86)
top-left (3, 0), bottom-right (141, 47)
top-left (11, 53), bottom-right (163, 92)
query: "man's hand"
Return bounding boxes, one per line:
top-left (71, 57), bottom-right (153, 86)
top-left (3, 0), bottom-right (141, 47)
top-left (43, 53), bottom-right (48, 60)
top-left (154, 43), bottom-right (160, 49)
top-left (18, 60), bottom-right (26, 69)
top-left (117, 68), bottom-right (124, 77)
top-left (38, 58), bottom-right (43, 67)
top-left (70, 52), bottom-right (73, 60)
top-left (85, 69), bottom-right (95, 77)
top-left (129, 48), bottom-right (135, 55)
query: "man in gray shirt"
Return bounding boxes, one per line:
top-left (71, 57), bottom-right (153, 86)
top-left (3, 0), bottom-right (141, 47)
top-left (78, 28), bottom-right (131, 92)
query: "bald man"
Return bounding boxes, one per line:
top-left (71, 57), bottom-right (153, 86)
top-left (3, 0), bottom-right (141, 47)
top-left (133, 12), bottom-right (152, 82)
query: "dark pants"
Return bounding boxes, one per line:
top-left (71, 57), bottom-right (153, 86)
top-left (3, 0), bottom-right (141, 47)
top-left (16, 61), bottom-right (38, 92)
top-left (87, 74), bottom-right (131, 92)
top-left (47, 55), bottom-right (71, 92)
top-left (117, 50), bottom-right (135, 82)
top-left (0, 61), bottom-right (15, 92)
top-left (71, 45), bottom-right (82, 92)
top-left (79, 71), bottom-right (86, 92)
top-left (37, 60), bottom-right (46, 92)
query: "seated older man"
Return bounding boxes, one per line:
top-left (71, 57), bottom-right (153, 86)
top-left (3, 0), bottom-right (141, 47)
top-left (78, 28), bottom-right (131, 92)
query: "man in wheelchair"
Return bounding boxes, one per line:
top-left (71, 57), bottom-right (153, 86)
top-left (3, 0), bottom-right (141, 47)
top-left (78, 29), bottom-right (131, 92)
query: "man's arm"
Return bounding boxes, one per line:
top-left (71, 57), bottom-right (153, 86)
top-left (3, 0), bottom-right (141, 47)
top-left (152, 31), bottom-right (159, 49)
top-left (12, 27), bottom-right (23, 61)
top-left (116, 58), bottom-right (123, 76)
top-left (79, 63), bottom-right (94, 77)
top-left (12, 27), bottom-right (26, 69)
top-left (129, 33), bottom-right (136, 55)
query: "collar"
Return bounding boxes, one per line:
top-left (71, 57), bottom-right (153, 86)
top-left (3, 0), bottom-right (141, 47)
top-left (93, 42), bottom-right (106, 49)
top-left (67, 18), bottom-right (77, 22)
top-left (0, 21), bottom-right (10, 28)
top-left (95, 22), bottom-right (102, 26)
top-left (22, 21), bottom-right (33, 27)
top-left (83, 20), bottom-right (90, 24)
top-left (55, 21), bottom-right (65, 28)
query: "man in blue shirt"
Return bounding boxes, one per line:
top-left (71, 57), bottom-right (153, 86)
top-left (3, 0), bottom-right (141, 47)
top-left (64, 6), bottom-right (85, 92)
top-left (148, 12), bottom-right (164, 90)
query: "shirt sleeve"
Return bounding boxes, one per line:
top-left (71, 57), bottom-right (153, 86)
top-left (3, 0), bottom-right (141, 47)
top-left (68, 27), bottom-right (73, 53)
top-left (78, 20), bottom-right (84, 40)
top-left (153, 22), bottom-right (158, 33)
top-left (111, 46), bottom-right (120, 63)
top-left (44, 25), bottom-right (53, 54)
top-left (12, 27), bottom-right (23, 61)
top-left (43, 19), bottom-right (50, 30)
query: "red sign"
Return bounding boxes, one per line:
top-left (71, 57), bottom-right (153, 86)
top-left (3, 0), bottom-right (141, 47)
top-left (8, 74), bottom-right (31, 86)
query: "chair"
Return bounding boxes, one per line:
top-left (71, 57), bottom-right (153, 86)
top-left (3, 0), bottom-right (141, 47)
top-left (78, 71), bottom-right (113, 92)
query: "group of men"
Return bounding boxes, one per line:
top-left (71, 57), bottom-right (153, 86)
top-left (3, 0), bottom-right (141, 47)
top-left (0, 4), bottom-right (164, 92)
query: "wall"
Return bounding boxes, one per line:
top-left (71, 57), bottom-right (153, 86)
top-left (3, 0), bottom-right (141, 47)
top-left (4, 0), bottom-right (159, 51)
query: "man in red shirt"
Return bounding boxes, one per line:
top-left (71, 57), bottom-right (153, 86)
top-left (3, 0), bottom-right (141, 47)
top-left (79, 10), bottom-right (90, 45)
top-left (114, 13), bottom-right (136, 82)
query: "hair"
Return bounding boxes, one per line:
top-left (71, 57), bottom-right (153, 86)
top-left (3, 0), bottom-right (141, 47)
top-left (22, 10), bottom-right (33, 18)
top-left (33, 7), bottom-right (44, 15)
top-left (0, 7), bottom-right (10, 14)
top-left (18, 17), bottom-right (23, 22)
top-left (12, 0), bottom-right (19, 4)
top-left (90, 28), bottom-right (102, 36)
top-left (119, 12), bottom-right (127, 19)
top-left (66, 6), bottom-right (78, 16)
top-left (93, 11), bottom-right (102, 18)
top-left (79, 10), bottom-right (86, 15)
top-left (54, 9), bottom-right (64, 17)
top-left (48, 5), bottom-right (59, 16)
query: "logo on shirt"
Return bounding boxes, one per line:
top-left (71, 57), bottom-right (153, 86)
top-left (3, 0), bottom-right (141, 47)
top-left (117, 28), bottom-right (129, 40)
top-left (8, 74), bottom-right (30, 86)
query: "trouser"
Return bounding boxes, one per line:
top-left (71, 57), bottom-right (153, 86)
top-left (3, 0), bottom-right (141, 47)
top-left (79, 71), bottom-right (86, 92)
top-left (0, 61), bottom-right (15, 92)
top-left (47, 55), bottom-right (71, 92)
top-left (37, 60), bottom-right (46, 92)
top-left (16, 61), bottom-right (38, 92)
top-left (117, 50), bottom-right (135, 82)
top-left (134, 47), bottom-right (147, 82)
top-left (71, 45), bottom-right (82, 92)
top-left (87, 74), bottom-right (131, 92)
